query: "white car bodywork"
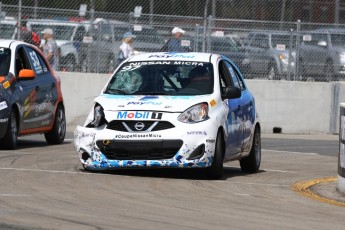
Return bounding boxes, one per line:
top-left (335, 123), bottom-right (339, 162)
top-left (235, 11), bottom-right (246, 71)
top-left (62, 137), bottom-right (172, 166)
top-left (74, 52), bottom-right (260, 176)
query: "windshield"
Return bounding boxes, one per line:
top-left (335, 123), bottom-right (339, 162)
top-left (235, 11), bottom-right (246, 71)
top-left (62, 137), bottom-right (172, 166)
top-left (104, 61), bottom-right (214, 96)
top-left (271, 34), bottom-right (296, 49)
top-left (0, 24), bottom-right (16, 39)
top-left (331, 34), bottom-right (345, 46)
top-left (0, 47), bottom-right (11, 76)
top-left (30, 24), bottom-right (76, 40)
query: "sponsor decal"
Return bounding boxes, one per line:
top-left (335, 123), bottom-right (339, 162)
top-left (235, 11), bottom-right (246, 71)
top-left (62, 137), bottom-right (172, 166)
top-left (187, 131), bottom-right (207, 135)
top-left (117, 111), bottom-right (162, 120)
top-left (128, 101), bottom-right (162, 105)
top-left (35, 92), bottom-right (52, 116)
top-left (0, 101), bottom-right (8, 110)
top-left (3, 81), bottom-right (10, 89)
top-left (148, 54), bottom-right (195, 59)
top-left (24, 90), bottom-right (37, 118)
top-left (115, 133), bottom-right (162, 138)
top-left (0, 118), bottom-right (9, 123)
top-left (209, 99), bottom-right (216, 107)
top-left (206, 139), bottom-right (215, 143)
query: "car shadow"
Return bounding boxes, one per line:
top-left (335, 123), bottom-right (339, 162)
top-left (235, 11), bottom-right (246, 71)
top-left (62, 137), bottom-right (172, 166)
top-left (0, 139), bottom-right (72, 151)
top-left (79, 166), bottom-right (266, 181)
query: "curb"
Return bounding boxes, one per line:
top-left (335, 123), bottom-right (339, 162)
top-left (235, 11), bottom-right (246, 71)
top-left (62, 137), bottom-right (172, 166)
top-left (291, 177), bottom-right (345, 207)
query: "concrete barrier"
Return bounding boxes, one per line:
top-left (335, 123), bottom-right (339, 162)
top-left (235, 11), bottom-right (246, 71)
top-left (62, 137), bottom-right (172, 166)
top-left (57, 71), bottom-right (344, 134)
top-left (338, 103), bottom-right (345, 194)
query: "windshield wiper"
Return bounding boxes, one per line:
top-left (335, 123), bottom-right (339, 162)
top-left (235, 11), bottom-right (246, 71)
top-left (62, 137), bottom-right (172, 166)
top-left (104, 89), bottom-right (128, 95)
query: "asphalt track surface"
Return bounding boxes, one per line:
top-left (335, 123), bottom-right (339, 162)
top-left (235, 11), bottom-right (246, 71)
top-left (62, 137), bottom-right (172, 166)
top-left (0, 132), bottom-right (344, 230)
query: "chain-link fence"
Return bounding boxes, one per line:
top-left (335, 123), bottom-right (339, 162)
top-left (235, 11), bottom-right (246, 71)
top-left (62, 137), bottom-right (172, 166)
top-left (1, 0), bottom-right (345, 81)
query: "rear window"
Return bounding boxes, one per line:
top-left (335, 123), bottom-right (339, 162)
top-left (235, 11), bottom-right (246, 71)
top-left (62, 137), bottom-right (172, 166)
top-left (0, 47), bottom-right (11, 76)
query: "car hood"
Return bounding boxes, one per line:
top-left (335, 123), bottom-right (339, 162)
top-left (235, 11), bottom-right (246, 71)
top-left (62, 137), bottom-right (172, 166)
top-left (95, 94), bottom-right (211, 113)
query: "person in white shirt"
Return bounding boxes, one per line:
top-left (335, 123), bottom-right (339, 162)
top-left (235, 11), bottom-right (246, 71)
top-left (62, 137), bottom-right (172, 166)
top-left (117, 32), bottom-right (136, 65)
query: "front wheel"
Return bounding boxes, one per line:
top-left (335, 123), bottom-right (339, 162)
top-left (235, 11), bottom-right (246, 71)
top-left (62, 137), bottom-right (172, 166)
top-left (205, 132), bottom-right (224, 179)
top-left (240, 127), bottom-right (261, 173)
top-left (45, 105), bottom-right (66, 144)
top-left (1, 111), bottom-right (18, 149)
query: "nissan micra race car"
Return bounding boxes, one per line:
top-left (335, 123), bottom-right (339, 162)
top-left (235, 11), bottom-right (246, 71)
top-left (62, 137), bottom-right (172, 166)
top-left (74, 52), bottom-right (261, 179)
top-left (0, 40), bottom-right (66, 149)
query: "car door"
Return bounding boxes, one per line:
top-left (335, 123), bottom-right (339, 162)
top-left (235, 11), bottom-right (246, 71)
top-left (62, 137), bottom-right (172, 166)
top-left (218, 60), bottom-right (242, 156)
top-left (24, 46), bottom-right (57, 128)
top-left (246, 33), bottom-right (271, 75)
top-left (14, 45), bottom-right (40, 131)
top-left (225, 61), bottom-right (255, 153)
top-left (300, 33), bottom-right (328, 75)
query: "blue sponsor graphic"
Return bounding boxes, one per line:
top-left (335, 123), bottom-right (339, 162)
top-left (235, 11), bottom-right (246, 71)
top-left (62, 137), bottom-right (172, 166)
top-left (117, 111), bottom-right (163, 120)
top-left (148, 53), bottom-right (195, 59)
top-left (140, 96), bottom-right (159, 101)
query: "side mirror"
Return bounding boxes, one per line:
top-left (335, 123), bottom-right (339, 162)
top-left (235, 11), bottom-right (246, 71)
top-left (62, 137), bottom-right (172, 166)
top-left (222, 86), bottom-right (241, 99)
top-left (18, 69), bottom-right (35, 79)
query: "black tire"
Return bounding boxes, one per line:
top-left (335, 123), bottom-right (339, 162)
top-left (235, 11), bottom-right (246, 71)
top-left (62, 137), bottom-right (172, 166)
top-left (1, 110), bottom-right (18, 150)
top-left (44, 105), bottom-right (66, 144)
top-left (240, 127), bottom-right (261, 173)
top-left (205, 132), bottom-right (224, 179)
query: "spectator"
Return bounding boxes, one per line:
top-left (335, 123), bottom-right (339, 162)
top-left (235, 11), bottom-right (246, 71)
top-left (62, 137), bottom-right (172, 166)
top-left (162, 27), bottom-right (188, 52)
top-left (117, 32), bottom-right (136, 65)
top-left (41, 28), bottom-right (59, 71)
top-left (19, 21), bottom-right (41, 47)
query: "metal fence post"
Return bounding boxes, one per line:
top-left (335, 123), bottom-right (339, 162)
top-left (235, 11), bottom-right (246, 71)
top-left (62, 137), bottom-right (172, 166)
top-left (294, 19), bottom-right (301, 81)
top-left (287, 29), bottom-right (293, 81)
top-left (18, 0), bottom-right (22, 40)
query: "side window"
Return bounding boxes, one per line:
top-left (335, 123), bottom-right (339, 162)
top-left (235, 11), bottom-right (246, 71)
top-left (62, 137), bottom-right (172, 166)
top-left (224, 60), bottom-right (245, 91)
top-left (25, 47), bottom-right (49, 75)
top-left (15, 47), bottom-right (32, 76)
top-left (252, 34), bottom-right (269, 48)
top-left (74, 26), bottom-right (86, 42)
top-left (218, 60), bottom-right (232, 94)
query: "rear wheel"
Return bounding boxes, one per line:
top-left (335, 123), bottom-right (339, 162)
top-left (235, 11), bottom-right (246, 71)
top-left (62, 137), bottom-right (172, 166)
top-left (45, 105), bottom-right (66, 144)
top-left (240, 127), bottom-right (261, 173)
top-left (1, 111), bottom-right (18, 150)
top-left (205, 132), bottom-right (224, 179)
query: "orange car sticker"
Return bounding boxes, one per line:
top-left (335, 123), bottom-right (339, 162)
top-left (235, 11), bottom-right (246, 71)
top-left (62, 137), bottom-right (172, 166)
top-left (3, 81), bottom-right (10, 89)
top-left (210, 99), bottom-right (216, 107)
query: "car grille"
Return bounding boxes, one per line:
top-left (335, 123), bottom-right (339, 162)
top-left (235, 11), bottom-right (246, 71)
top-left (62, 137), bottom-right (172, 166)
top-left (96, 139), bottom-right (183, 160)
top-left (107, 120), bottom-right (175, 132)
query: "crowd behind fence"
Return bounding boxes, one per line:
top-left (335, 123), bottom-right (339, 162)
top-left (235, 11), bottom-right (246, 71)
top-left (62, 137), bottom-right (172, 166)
top-left (1, 2), bottom-right (345, 82)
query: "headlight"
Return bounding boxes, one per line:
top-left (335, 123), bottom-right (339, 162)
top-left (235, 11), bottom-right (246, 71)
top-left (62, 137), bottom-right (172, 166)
top-left (177, 103), bottom-right (209, 123)
top-left (89, 105), bottom-right (106, 127)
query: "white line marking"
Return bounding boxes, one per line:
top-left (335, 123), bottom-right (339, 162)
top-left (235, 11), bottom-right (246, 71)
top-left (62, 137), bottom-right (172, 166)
top-left (0, 194), bottom-right (30, 197)
top-left (233, 193), bottom-right (251, 196)
top-left (0, 167), bottom-right (85, 175)
top-left (262, 168), bottom-right (296, 173)
top-left (230, 182), bottom-right (290, 187)
top-left (262, 149), bottom-right (318, 155)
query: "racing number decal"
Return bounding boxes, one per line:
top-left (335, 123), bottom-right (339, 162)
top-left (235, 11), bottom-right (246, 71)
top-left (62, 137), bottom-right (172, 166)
top-left (29, 51), bottom-right (43, 74)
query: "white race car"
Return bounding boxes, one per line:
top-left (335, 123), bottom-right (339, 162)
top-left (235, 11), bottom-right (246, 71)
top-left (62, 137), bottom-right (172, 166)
top-left (74, 52), bottom-right (261, 179)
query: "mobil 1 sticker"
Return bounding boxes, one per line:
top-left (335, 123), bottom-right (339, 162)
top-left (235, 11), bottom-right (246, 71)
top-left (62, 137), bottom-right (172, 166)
top-left (116, 111), bottom-right (163, 120)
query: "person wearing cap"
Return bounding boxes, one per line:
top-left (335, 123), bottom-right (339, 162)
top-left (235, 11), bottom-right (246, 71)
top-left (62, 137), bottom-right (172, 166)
top-left (41, 28), bottom-right (59, 71)
top-left (164, 27), bottom-right (188, 52)
top-left (117, 32), bottom-right (136, 65)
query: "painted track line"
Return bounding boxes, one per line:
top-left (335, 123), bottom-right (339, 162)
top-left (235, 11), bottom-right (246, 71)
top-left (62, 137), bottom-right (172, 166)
top-left (291, 177), bottom-right (345, 207)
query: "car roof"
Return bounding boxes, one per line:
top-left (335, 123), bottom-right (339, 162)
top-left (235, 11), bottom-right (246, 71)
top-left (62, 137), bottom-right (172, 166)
top-left (310, 28), bottom-right (345, 34)
top-left (127, 52), bottom-right (215, 62)
top-left (0, 39), bottom-right (26, 48)
top-left (26, 19), bottom-right (80, 26)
